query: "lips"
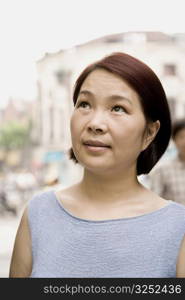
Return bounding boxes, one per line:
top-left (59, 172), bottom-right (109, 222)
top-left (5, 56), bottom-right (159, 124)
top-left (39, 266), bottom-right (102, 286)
top-left (83, 140), bottom-right (111, 148)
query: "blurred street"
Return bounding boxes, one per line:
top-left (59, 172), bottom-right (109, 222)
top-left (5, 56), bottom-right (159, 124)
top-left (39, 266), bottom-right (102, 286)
top-left (0, 210), bottom-right (23, 277)
top-left (0, 164), bottom-right (82, 278)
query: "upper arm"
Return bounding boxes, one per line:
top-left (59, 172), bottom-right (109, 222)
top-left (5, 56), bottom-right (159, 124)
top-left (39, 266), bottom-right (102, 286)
top-left (176, 235), bottom-right (185, 278)
top-left (9, 206), bottom-right (32, 277)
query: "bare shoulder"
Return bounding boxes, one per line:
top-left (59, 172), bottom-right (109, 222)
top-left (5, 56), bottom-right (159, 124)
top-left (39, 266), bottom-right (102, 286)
top-left (54, 183), bottom-right (87, 218)
top-left (55, 183), bottom-right (80, 203)
top-left (176, 235), bottom-right (185, 277)
top-left (153, 195), bottom-right (170, 208)
top-left (141, 188), bottom-right (170, 210)
top-left (9, 206), bottom-right (32, 278)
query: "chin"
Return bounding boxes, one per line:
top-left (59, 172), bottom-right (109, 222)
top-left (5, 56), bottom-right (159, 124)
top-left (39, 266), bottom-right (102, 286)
top-left (82, 160), bottom-right (114, 174)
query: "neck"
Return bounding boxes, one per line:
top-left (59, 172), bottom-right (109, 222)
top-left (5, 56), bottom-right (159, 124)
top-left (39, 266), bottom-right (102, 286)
top-left (78, 167), bottom-right (143, 205)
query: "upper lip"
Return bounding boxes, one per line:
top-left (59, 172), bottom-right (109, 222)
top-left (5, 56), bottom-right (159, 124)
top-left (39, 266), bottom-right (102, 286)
top-left (83, 139), bottom-right (111, 147)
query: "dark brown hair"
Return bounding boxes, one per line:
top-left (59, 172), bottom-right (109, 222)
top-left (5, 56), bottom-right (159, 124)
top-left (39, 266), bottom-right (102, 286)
top-left (69, 52), bottom-right (172, 175)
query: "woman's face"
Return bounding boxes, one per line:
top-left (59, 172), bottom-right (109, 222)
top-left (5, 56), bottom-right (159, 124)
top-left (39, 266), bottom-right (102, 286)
top-left (70, 69), bottom-right (151, 175)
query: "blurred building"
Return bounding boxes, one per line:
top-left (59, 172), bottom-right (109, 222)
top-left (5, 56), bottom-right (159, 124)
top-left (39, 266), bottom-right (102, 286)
top-left (34, 31), bottom-right (185, 185)
top-left (0, 98), bottom-right (36, 170)
top-left (0, 98), bottom-right (34, 126)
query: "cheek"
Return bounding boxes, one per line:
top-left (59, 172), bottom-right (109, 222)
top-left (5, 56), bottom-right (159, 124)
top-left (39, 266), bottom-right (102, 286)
top-left (115, 121), bottom-right (146, 151)
top-left (70, 115), bottom-right (78, 144)
top-left (116, 123), bottom-right (143, 141)
top-left (70, 115), bottom-right (75, 133)
top-left (70, 113), bottom-right (84, 143)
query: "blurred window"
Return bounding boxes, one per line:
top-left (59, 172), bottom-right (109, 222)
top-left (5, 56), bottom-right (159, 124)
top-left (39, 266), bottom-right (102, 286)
top-left (163, 64), bottom-right (177, 76)
top-left (55, 70), bottom-right (67, 85)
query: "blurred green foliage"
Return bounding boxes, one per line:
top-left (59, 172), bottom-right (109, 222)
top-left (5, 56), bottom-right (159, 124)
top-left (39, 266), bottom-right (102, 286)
top-left (0, 120), bottom-right (31, 151)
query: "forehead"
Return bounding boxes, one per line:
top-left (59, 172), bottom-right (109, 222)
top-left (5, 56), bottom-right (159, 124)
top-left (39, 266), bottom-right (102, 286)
top-left (79, 69), bottom-right (142, 109)
top-left (80, 69), bottom-right (136, 96)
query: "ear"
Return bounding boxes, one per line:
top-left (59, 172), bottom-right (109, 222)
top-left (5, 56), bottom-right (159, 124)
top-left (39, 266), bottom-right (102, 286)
top-left (141, 120), bottom-right (160, 151)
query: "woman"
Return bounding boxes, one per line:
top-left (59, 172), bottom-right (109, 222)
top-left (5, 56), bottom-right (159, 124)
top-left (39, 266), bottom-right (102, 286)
top-left (9, 52), bottom-right (185, 278)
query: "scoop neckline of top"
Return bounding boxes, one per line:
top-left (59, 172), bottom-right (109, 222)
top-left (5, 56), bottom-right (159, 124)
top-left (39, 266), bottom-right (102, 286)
top-left (51, 190), bottom-right (174, 224)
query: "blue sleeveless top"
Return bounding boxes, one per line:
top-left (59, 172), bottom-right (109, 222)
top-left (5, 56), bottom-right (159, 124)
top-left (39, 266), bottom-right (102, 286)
top-left (28, 190), bottom-right (185, 278)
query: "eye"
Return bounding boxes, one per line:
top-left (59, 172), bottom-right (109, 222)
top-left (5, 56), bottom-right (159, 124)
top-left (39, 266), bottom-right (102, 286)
top-left (76, 101), bottom-right (90, 109)
top-left (112, 105), bottom-right (126, 113)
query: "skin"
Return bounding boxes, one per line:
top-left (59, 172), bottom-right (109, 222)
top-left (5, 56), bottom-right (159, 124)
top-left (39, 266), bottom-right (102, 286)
top-left (9, 207), bottom-right (32, 277)
top-left (173, 128), bottom-right (185, 277)
top-left (173, 127), bottom-right (185, 162)
top-left (176, 234), bottom-right (185, 277)
top-left (9, 68), bottom-right (185, 277)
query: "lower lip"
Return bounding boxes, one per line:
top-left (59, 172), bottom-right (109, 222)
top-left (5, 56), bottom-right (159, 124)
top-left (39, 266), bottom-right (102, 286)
top-left (83, 144), bottom-right (110, 152)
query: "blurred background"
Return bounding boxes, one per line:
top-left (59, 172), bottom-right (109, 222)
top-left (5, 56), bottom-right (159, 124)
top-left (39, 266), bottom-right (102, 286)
top-left (0, 0), bottom-right (185, 277)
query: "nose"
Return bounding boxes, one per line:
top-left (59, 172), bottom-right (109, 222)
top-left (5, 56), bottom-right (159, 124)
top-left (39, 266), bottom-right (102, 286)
top-left (87, 111), bottom-right (108, 134)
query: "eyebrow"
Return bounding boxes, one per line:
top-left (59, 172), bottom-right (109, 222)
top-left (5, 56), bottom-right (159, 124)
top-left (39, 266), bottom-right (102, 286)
top-left (79, 90), bottom-right (132, 105)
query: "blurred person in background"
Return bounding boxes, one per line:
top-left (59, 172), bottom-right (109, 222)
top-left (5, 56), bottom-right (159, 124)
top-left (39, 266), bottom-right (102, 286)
top-left (0, 176), bottom-right (17, 215)
top-left (15, 170), bottom-right (38, 200)
top-left (42, 173), bottom-right (63, 191)
top-left (149, 119), bottom-right (185, 206)
top-left (0, 189), bottom-right (17, 216)
top-left (9, 52), bottom-right (185, 278)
